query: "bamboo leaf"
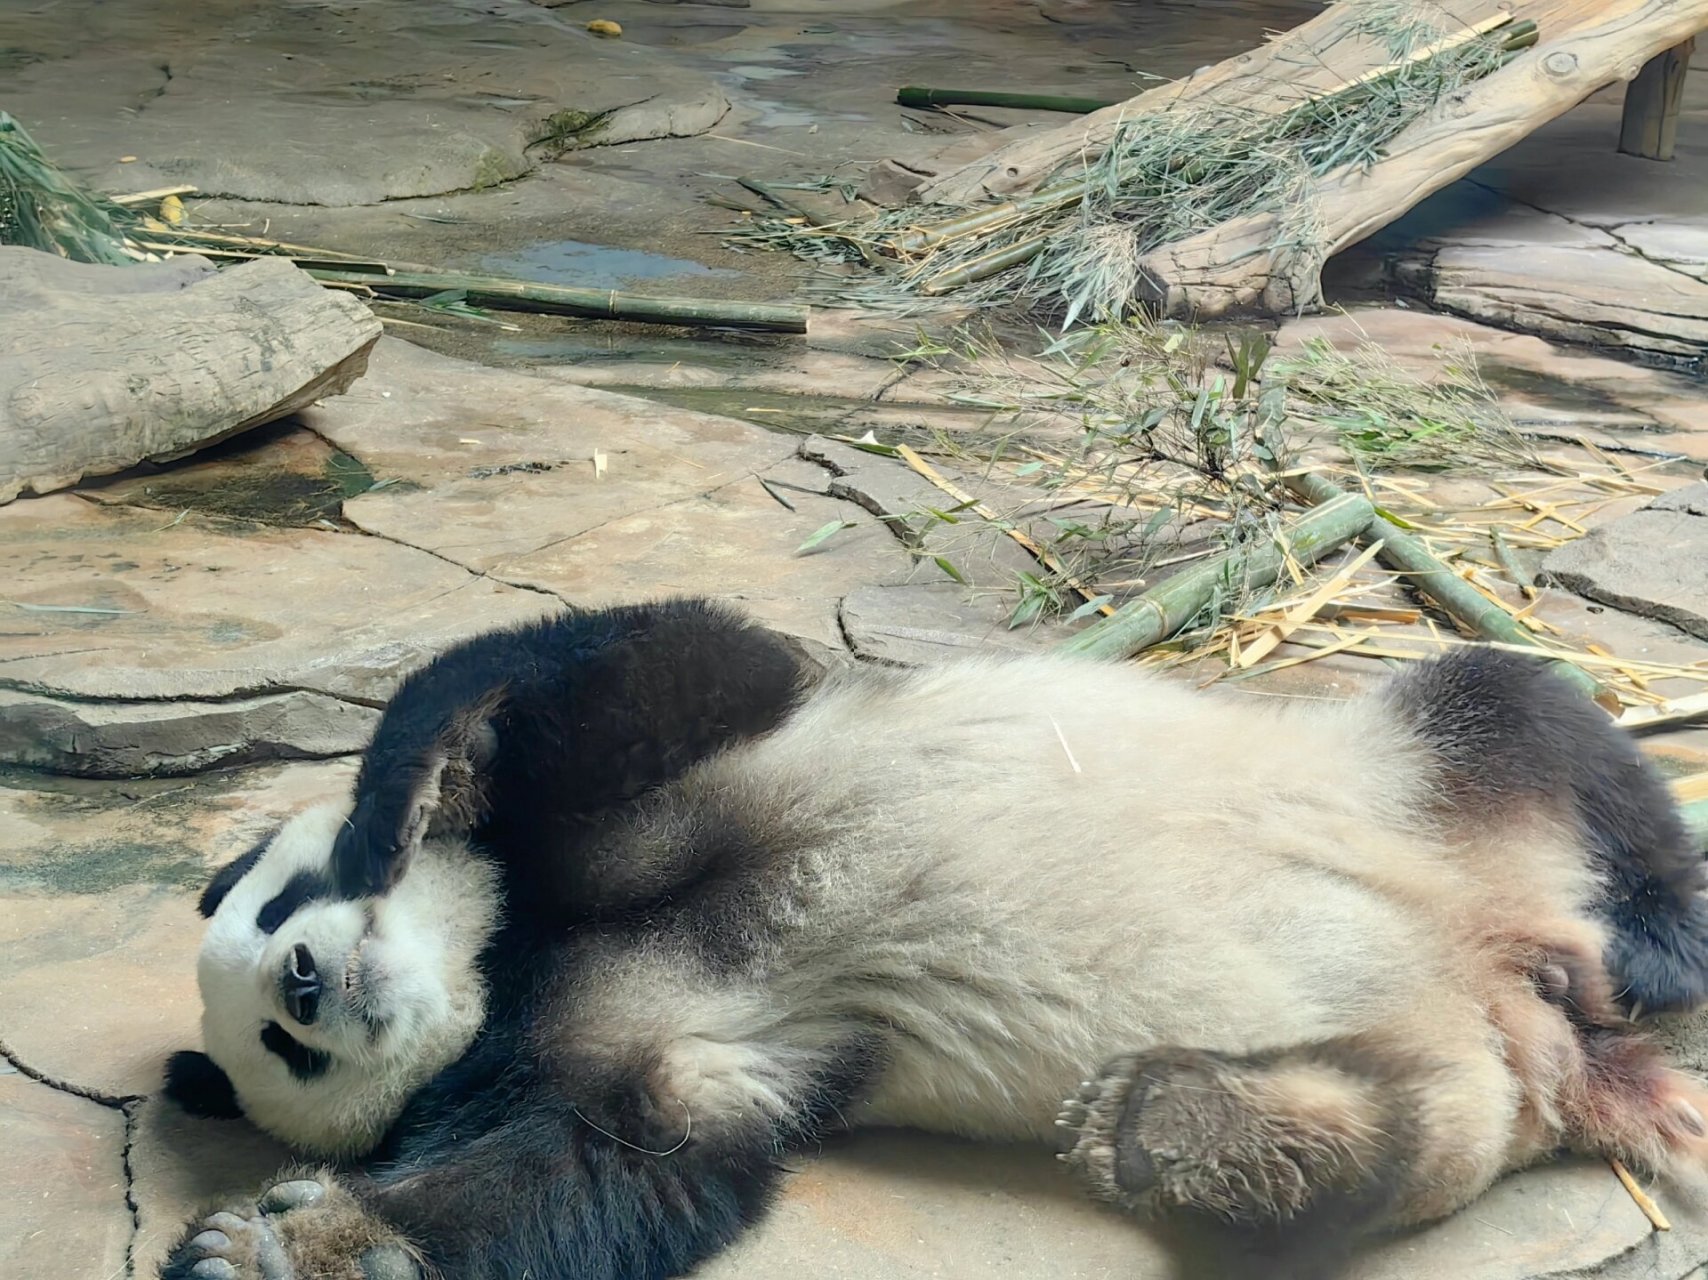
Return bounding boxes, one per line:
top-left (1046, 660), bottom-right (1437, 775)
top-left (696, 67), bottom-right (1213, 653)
top-left (796, 520), bottom-right (855, 554)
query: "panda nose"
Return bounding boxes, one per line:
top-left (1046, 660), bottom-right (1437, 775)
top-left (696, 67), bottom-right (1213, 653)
top-left (281, 944), bottom-right (322, 1026)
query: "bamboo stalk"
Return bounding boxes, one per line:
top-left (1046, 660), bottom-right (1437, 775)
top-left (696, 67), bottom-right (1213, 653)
top-left (1285, 470), bottom-right (1606, 702)
top-left (1060, 490), bottom-right (1374, 660)
top-left (306, 268), bottom-right (809, 333)
top-left (1491, 528), bottom-right (1537, 599)
top-left (897, 87), bottom-right (1118, 114)
top-left (920, 231), bottom-right (1053, 293)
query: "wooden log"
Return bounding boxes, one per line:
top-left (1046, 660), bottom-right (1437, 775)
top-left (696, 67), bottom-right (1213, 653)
top-left (0, 248), bottom-right (381, 505)
top-left (1619, 37), bottom-right (1695, 159)
top-left (1059, 488), bottom-right (1374, 660)
top-left (1132, 0), bottom-right (1708, 317)
top-left (911, 0), bottom-right (1388, 207)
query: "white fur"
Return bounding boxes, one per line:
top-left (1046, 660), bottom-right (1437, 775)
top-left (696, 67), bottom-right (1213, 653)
top-left (626, 656), bottom-right (1570, 1146)
top-left (197, 802), bottom-right (501, 1156)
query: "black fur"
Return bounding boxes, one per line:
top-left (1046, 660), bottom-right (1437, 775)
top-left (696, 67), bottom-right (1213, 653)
top-left (1389, 647), bottom-right (1708, 1013)
top-left (332, 598), bottom-right (808, 904)
top-left (256, 869), bottom-right (332, 935)
top-left (164, 1050), bottom-right (242, 1119)
top-left (260, 1021), bottom-right (332, 1082)
top-left (197, 830), bottom-right (274, 918)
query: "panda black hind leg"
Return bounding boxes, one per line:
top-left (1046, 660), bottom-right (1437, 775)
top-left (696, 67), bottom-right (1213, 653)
top-left (1386, 646), bottom-right (1708, 1016)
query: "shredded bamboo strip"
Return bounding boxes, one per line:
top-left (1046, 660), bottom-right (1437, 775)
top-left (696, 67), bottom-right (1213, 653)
top-left (1285, 469), bottom-right (1608, 704)
top-left (1620, 693), bottom-right (1708, 732)
top-left (893, 445), bottom-right (1114, 614)
top-left (1235, 542), bottom-right (1386, 669)
top-left (1610, 1159), bottom-right (1671, 1231)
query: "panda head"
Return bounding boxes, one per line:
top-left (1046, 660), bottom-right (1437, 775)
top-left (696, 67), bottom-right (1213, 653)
top-left (164, 707), bottom-right (504, 1157)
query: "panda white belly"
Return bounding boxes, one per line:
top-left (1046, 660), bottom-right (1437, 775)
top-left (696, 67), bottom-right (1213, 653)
top-left (707, 655), bottom-right (1449, 1143)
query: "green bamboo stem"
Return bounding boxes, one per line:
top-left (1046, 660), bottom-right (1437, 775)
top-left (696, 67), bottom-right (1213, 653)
top-left (737, 177), bottom-right (818, 223)
top-left (1060, 489), bottom-right (1374, 660)
top-left (307, 268), bottom-right (809, 334)
top-left (919, 231), bottom-right (1051, 293)
top-left (897, 87), bottom-right (1117, 115)
top-left (1285, 470), bottom-right (1604, 700)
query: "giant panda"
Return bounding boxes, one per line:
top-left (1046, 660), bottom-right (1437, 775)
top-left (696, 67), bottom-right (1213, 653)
top-left (160, 597), bottom-right (1708, 1280)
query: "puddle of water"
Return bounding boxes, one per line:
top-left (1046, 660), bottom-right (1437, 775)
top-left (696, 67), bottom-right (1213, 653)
top-left (481, 240), bottom-right (735, 289)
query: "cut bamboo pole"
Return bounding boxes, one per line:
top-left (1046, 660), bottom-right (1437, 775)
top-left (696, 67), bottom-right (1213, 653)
top-left (896, 87), bottom-right (1118, 114)
top-left (306, 268), bottom-right (809, 333)
top-left (1060, 488), bottom-right (1374, 660)
top-left (1285, 470), bottom-right (1607, 702)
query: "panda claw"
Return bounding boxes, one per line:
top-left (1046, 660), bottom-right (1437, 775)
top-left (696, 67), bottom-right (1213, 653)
top-left (359, 1244), bottom-right (421, 1280)
top-left (187, 1230), bottom-right (232, 1256)
top-left (261, 1179), bottom-right (327, 1214)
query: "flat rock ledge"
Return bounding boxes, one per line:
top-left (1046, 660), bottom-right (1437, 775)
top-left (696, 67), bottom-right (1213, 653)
top-left (1542, 482), bottom-right (1708, 641)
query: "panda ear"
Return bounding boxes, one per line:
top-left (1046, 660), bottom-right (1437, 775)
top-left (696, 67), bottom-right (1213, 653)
top-left (163, 1050), bottom-right (242, 1119)
top-left (197, 834), bottom-right (272, 918)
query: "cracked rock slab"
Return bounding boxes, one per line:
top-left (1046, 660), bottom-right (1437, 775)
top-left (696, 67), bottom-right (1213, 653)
top-left (0, 1069), bottom-right (131, 1280)
top-left (0, 687), bottom-right (378, 778)
top-left (1405, 242), bottom-right (1708, 362)
top-left (308, 339), bottom-right (936, 652)
top-left (9, 0), bottom-right (728, 206)
top-left (315, 338), bottom-right (799, 569)
top-left (839, 583), bottom-right (1063, 665)
top-left (692, 1131), bottom-right (1655, 1280)
top-left (1542, 484), bottom-right (1708, 642)
top-left (0, 492), bottom-right (554, 704)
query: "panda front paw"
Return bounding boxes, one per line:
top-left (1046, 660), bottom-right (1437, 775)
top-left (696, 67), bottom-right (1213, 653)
top-left (163, 1176), bottom-right (418, 1280)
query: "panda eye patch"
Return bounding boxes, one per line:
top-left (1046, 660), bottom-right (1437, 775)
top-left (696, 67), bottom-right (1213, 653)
top-left (261, 1021), bottom-right (332, 1081)
top-left (257, 870), bottom-right (332, 935)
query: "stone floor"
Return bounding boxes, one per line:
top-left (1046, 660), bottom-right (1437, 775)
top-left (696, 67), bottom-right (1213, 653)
top-left (6, 2), bottom-right (1708, 1279)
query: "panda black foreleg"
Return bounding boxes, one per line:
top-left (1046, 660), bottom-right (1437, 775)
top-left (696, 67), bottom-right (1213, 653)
top-left (332, 597), bottom-right (810, 903)
top-left (163, 1072), bottom-right (820, 1280)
